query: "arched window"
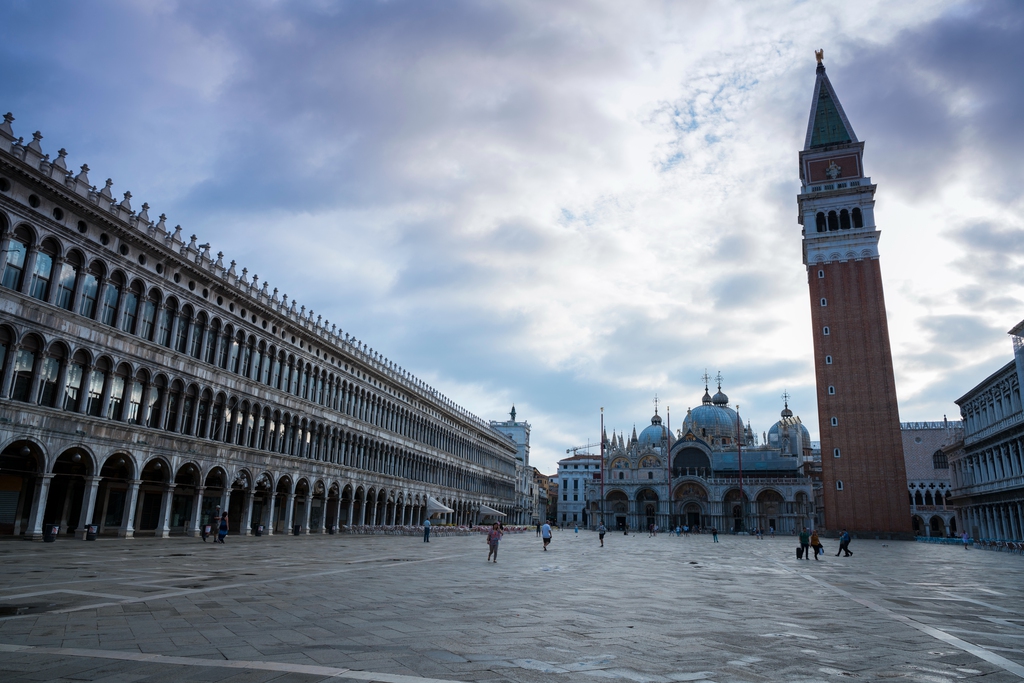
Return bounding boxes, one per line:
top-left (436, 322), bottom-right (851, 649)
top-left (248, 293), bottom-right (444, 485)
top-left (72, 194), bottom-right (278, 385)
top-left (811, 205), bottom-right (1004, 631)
top-left (126, 369), bottom-right (147, 424)
top-left (823, 326), bottom-right (830, 336)
top-left (78, 262), bottom-right (103, 319)
top-left (815, 212), bottom-right (826, 232)
top-left (37, 344), bottom-right (66, 408)
top-left (165, 380), bottom-right (184, 432)
top-left (852, 207), bottom-right (863, 228)
top-left (174, 304), bottom-right (192, 354)
top-left (197, 389), bottom-right (212, 438)
top-left (209, 393), bottom-right (226, 440)
top-left (915, 491), bottom-right (924, 506)
top-left (146, 376), bottom-right (166, 429)
top-left (63, 350), bottom-right (88, 412)
top-left (204, 319), bottom-right (220, 364)
top-left (828, 385), bottom-right (835, 395)
top-left (121, 281), bottom-right (143, 334)
top-left (833, 447), bottom-right (841, 458)
top-left (229, 331), bottom-right (243, 373)
top-left (830, 416), bottom-right (838, 426)
top-left (157, 299), bottom-right (176, 348)
top-left (836, 480), bottom-right (844, 491)
top-left (932, 450), bottom-right (949, 469)
top-left (107, 364), bottom-right (130, 420)
top-left (181, 385), bottom-right (198, 435)
top-left (618, 471), bottom-right (624, 479)
top-left (99, 272), bottom-right (124, 327)
top-left (2, 228), bottom-right (29, 291)
top-left (139, 289), bottom-right (159, 341)
top-left (258, 342), bottom-right (270, 384)
top-left (85, 358), bottom-right (109, 417)
top-left (219, 325), bottom-right (233, 369)
top-left (825, 355), bottom-right (833, 365)
top-left (827, 211), bottom-right (839, 231)
top-left (190, 313), bottom-right (207, 359)
top-left (839, 209), bottom-right (851, 230)
top-left (240, 335), bottom-right (254, 377)
top-left (28, 238), bottom-right (58, 301)
top-left (54, 251), bottom-right (82, 310)
top-left (10, 335), bottom-right (40, 402)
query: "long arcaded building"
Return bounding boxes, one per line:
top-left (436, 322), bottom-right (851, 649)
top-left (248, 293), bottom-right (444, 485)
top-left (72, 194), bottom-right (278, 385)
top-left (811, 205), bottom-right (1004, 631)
top-left (0, 114), bottom-right (517, 540)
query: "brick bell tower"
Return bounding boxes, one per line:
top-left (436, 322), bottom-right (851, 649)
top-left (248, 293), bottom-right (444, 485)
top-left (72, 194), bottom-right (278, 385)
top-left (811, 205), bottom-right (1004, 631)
top-left (798, 51), bottom-right (911, 537)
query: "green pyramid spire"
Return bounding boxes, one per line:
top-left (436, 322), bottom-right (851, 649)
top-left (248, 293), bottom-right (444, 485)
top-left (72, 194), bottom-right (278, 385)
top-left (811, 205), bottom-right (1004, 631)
top-left (804, 58), bottom-right (857, 150)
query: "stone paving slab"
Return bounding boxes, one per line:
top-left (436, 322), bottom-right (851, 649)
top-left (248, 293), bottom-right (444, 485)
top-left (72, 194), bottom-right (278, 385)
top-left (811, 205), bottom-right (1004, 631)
top-left (0, 531), bottom-right (1022, 682)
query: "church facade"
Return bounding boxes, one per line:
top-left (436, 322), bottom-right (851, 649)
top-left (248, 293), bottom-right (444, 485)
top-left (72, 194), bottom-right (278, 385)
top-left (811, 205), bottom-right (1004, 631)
top-left (0, 114), bottom-right (518, 541)
top-left (586, 382), bottom-right (815, 534)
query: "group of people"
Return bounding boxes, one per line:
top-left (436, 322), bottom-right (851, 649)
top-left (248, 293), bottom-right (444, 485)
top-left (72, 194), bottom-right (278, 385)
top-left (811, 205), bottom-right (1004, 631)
top-left (798, 527), bottom-right (853, 559)
top-left (198, 508), bottom-right (230, 544)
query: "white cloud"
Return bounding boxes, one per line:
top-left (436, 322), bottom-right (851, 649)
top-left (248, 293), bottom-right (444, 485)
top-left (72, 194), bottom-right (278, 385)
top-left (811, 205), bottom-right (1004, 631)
top-left (1, 0), bottom-right (1018, 472)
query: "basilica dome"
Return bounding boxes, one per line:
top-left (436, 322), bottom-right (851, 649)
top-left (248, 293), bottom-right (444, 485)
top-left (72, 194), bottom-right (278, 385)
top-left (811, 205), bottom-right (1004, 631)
top-left (767, 402), bottom-right (811, 456)
top-left (684, 403), bottom-right (741, 440)
top-left (638, 413), bottom-right (673, 447)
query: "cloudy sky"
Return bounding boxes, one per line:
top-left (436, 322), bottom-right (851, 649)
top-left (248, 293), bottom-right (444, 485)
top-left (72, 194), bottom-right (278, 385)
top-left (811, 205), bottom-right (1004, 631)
top-left (3, 0), bottom-right (1022, 473)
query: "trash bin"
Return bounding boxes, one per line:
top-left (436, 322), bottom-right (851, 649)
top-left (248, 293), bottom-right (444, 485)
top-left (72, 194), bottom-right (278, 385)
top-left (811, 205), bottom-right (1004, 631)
top-left (85, 524), bottom-right (98, 541)
top-left (293, 524), bottom-right (301, 536)
top-left (43, 524), bottom-right (59, 543)
top-left (254, 525), bottom-right (263, 537)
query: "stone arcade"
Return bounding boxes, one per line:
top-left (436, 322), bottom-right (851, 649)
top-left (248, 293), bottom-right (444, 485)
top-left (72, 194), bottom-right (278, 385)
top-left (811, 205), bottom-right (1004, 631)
top-left (0, 114), bottom-right (518, 541)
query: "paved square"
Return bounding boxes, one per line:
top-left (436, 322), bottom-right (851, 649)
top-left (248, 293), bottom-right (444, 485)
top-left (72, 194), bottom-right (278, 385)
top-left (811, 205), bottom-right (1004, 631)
top-left (0, 531), bottom-right (1022, 683)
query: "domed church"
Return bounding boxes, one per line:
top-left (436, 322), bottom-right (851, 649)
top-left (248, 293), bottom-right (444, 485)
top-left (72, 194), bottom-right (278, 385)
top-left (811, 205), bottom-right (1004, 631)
top-left (585, 376), bottom-right (816, 534)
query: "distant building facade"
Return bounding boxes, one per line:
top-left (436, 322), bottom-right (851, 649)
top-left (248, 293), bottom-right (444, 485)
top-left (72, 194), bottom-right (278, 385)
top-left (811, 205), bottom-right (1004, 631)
top-left (799, 55), bottom-right (911, 537)
top-left (950, 321), bottom-right (1024, 541)
top-left (556, 453), bottom-right (600, 527)
top-left (901, 420), bottom-right (962, 538)
top-left (0, 114), bottom-right (517, 541)
top-left (490, 407), bottom-right (536, 524)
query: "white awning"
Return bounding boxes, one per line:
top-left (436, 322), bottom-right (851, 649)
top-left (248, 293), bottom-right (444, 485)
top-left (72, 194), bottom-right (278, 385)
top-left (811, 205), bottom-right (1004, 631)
top-left (479, 504), bottom-right (506, 518)
top-left (426, 496), bottom-right (453, 516)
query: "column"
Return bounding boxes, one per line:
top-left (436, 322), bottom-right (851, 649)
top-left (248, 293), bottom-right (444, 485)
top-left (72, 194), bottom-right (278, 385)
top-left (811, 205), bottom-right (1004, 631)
top-left (188, 487), bottom-right (205, 537)
top-left (243, 489), bottom-right (255, 536)
top-left (18, 247), bottom-right (38, 296)
top-left (302, 496), bottom-right (313, 534)
top-left (120, 479), bottom-right (142, 539)
top-left (157, 483), bottom-right (175, 538)
top-left (359, 497), bottom-right (367, 525)
top-left (284, 492), bottom-right (296, 533)
top-left (265, 493), bottom-right (276, 535)
top-left (44, 257), bottom-right (63, 306)
top-left (346, 497), bottom-right (354, 528)
top-left (25, 474), bottom-right (55, 541)
top-left (76, 476), bottom-right (101, 540)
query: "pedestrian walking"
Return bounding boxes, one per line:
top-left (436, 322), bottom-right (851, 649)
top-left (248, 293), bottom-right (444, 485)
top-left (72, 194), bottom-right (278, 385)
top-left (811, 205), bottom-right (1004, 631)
top-left (799, 528), bottom-right (810, 560)
top-left (486, 522), bottom-right (503, 563)
top-left (423, 518), bottom-right (431, 542)
top-left (574, 524), bottom-right (579, 536)
top-left (217, 512), bottom-right (228, 544)
top-left (536, 523), bottom-right (542, 537)
top-left (541, 521), bottom-right (552, 550)
top-left (769, 526), bottom-right (775, 539)
top-left (810, 530), bottom-right (822, 560)
top-left (711, 527), bottom-right (719, 542)
top-left (836, 529), bottom-right (852, 557)
top-left (962, 531), bottom-right (969, 549)
top-left (597, 523), bottom-right (607, 547)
